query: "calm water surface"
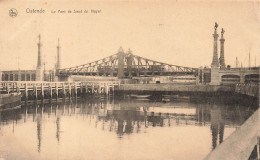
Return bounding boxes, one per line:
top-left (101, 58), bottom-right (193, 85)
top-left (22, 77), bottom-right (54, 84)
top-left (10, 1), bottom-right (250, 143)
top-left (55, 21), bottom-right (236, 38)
top-left (0, 97), bottom-right (257, 160)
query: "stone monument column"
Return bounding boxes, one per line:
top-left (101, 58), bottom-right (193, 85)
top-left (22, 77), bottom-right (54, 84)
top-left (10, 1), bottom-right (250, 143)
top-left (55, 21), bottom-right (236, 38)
top-left (36, 34), bottom-right (44, 81)
top-left (54, 39), bottom-right (61, 81)
top-left (219, 28), bottom-right (226, 69)
top-left (210, 23), bottom-right (220, 85)
top-left (56, 38), bottom-right (61, 70)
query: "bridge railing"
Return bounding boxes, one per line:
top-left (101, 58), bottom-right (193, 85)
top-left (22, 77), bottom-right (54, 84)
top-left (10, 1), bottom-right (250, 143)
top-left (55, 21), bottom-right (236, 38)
top-left (229, 67), bottom-right (260, 71)
top-left (0, 81), bottom-right (120, 93)
top-left (0, 80), bottom-right (121, 100)
top-left (235, 83), bottom-right (259, 97)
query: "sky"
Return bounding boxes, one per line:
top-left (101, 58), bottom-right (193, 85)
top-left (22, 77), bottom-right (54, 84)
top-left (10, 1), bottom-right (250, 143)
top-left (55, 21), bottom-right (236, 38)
top-left (0, 0), bottom-right (259, 70)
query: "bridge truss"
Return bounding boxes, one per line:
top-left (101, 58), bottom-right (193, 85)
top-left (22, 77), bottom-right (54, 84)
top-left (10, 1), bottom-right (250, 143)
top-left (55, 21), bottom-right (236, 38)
top-left (58, 48), bottom-right (198, 78)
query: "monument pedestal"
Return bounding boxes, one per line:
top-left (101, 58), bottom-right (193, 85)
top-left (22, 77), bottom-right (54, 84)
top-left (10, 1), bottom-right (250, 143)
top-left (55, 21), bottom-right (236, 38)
top-left (210, 67), bottom-right (220, 85)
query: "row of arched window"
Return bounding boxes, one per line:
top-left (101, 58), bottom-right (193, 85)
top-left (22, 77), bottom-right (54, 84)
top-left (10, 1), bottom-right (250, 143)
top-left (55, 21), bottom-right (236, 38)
top-left (1, 73), bottom-right (36, 81)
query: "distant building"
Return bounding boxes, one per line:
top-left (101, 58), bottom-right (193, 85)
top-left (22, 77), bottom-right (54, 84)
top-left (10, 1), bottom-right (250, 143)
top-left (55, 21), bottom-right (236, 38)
top-left (1, 70), bottom-right (36, 81)
top-left (1, 35), bottom-right (58, 82)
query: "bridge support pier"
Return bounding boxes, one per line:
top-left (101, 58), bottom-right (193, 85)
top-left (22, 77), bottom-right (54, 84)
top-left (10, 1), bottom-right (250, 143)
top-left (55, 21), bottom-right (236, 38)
top-left (62, 83), bottom-right (66, 98)
top-left (49, 84), bottom-right (52, 99)
top-left (55, 83), bottom-right (58, 98)
top-left (240, 72), bottom-right (245, 83)
top-left (74, 83), bottom-right (77, 97)
top-left (210, 68), bottom-right (220, 85)
top-left (25, 83), bottom-right (28, 100)
top-left (41, 83), bottom-right (44, 100)
top-left (34, 84), bottom-right (37, 100)
top-left (68, 84), bottom-right (71, 97)
top-left (80, 83), bottom-right (83, 97)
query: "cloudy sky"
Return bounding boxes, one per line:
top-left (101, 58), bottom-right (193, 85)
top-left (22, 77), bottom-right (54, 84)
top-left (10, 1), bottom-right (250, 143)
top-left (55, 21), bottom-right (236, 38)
top-left (0, 0), bottom-right (259, 70)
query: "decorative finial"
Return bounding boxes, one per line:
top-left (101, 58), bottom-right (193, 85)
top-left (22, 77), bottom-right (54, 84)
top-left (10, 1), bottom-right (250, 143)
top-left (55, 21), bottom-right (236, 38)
top-left (38, 34), bottom-right (41, 43)
top-left (221, 28), bottom-right (225, 36)
top-left (214, 22), bottom-right (218, 31)
top-left (118, 46), bottom-right (124, 53)
top-left (128, 48), bottom-right (132, 54)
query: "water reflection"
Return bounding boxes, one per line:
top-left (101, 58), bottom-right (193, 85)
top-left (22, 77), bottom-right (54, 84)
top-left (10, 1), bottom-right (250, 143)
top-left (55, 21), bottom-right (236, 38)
top-left (0, 98), bottom-right (257, 159)
top-left (210, 105), bottom-right (225, 149)
top-left (37, 113), bottom-right (42, 152)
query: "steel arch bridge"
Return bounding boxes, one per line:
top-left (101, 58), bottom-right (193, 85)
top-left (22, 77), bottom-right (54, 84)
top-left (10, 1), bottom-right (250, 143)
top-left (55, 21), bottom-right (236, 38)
top-left (57, 48), bottom-right (198, 78)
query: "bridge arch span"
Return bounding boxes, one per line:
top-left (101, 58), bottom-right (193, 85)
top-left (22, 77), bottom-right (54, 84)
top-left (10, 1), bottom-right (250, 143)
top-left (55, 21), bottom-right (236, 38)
top-left (221, 74), bottom-right (240, 85)
top-left (245, 74), bottom-right (259, 83)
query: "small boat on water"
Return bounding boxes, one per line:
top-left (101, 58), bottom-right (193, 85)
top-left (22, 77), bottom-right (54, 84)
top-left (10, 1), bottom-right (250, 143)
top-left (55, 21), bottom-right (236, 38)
top-left (162, 97), bottom-right (170, 103)
top-left (172, 95), bottom-right (190, 100)
top-left (162, 95), bottom-right (190, 102)
top-left (130, 94), bottom-right (151, 99)
top-left (0, 92), bottom-right (21, 110)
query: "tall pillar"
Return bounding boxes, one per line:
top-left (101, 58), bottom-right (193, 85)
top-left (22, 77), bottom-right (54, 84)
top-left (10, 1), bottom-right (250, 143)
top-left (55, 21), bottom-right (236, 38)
top-left (55, 39), bottom-right (61, 80)
top-left (117, 47), bottom-right (125, 79)
top-left (219, 28), bottom-right (226, 69)
top-left (56, 38), bottom-right (61, 70)
top-left (36, 34), bottom-right (44, 81)
top-left (210, 23), bottom-right (220, 85)
top-left (37, 34), bottom-right (42, 70)
top-left (211, 23), bottom-right (219, 68)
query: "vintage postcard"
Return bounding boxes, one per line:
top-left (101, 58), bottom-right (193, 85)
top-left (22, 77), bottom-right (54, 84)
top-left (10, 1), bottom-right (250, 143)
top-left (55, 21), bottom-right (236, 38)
top-left (0, 0), bottom-right (259, 160)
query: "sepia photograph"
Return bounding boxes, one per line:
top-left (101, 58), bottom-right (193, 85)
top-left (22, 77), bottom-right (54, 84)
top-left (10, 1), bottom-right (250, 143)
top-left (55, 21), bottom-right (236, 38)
top-left (0, 0), bottom-right (259, 160)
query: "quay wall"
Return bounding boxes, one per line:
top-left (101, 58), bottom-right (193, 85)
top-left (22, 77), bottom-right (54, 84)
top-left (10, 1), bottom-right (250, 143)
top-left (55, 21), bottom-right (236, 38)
top-left (117, 84), bottom-right (235, 93)
top-left (116, 83), bottom-right (259, 99)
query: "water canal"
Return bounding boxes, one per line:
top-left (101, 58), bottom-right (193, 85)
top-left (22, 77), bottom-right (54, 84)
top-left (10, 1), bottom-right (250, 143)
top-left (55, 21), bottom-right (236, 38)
top-left (0, 96), bottom-right (258, 160)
